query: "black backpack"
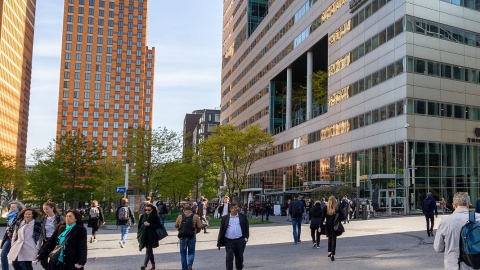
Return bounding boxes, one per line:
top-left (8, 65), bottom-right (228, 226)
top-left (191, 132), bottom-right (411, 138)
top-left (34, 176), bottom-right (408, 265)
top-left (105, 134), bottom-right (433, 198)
top-left (291, 201), bottom-right (303, 218)
top-left (422, 199), bottom-right (432, 212)
top-left (178, 214), bottom-right (195, 238)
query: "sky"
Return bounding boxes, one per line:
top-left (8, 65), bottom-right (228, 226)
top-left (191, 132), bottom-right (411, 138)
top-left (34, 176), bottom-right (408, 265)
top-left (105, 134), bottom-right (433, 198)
top-left (27, 1), bottom-right (223, 158)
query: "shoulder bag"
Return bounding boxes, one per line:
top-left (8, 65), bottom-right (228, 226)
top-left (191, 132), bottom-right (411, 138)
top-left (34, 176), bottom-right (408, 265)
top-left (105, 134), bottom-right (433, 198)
top-left (48, 231), bottom-right (71, 266)
top-left (156, 223), bottom-right (168, 241)
top-left (333, 212), bottom-right (345, 236)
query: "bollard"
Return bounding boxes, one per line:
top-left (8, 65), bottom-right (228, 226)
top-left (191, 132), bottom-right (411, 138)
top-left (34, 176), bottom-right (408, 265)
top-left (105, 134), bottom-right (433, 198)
top-left (362, 209), bottom-right (367, 220)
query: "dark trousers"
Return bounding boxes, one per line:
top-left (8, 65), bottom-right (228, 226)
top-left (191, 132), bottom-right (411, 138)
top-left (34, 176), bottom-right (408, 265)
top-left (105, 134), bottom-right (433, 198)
top-left (143, 243), bottom-right (155, 266)
top-left (328, 235), bottom-right (337, 255)
top-left (310, 227), bottom-right (320, 246)
top-left (225, 238), bottom-right (246, 270)
top-left (265, 209), bottom-right (270, 220)
top-left (425, 214), bottom-right (434, 233)
top-left (13, 260), bottom-right (31, 270)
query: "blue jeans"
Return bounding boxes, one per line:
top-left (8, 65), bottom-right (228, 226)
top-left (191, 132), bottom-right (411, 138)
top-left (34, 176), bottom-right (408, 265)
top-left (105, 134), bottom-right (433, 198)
top-left (120, 225), bottom-right (130, 244)
top-left (179, 237), bottom-right (196, 270)
top-left (291, 218), bottom-right (302, 243)
top-left (1, 237), bottom-right (11, 270)
top-left (159, 214), bottom-right (165, 225)
top-left (265, 209), bottom-right (270, 220)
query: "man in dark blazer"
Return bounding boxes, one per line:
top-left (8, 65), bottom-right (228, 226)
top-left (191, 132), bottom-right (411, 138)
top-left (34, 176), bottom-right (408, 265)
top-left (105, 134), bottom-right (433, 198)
top-left (217, 203), bottom-right (249, 270)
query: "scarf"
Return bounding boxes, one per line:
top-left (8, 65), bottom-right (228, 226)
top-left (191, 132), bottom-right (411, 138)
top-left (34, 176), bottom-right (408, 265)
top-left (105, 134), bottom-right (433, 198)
top-left (58, 223), bottom-right (76, 263)
top-left (7, 210), bottom-right (19, 227)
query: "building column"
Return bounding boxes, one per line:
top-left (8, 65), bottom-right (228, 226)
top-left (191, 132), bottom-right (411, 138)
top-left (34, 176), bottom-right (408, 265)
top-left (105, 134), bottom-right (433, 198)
top-left (307, 52), bottom-right (313, 120)
top-left (286, 68), bottom-right (292, 130)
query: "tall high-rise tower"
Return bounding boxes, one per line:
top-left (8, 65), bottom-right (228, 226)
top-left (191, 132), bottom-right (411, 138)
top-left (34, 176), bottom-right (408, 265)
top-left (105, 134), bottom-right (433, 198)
top-left (56, 0), bottom-right (154, 158)
top-left (0, 0), bottom-right (36, 162)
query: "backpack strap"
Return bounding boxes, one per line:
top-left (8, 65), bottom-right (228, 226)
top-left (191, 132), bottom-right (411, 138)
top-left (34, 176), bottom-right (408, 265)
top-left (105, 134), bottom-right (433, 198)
top-left (470, 211), bottom-right (475, 223)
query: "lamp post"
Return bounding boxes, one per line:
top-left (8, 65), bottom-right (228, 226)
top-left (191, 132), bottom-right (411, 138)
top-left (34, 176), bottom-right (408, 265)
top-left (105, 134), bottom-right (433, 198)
top-left (261, 177), bottom-right (265, 222)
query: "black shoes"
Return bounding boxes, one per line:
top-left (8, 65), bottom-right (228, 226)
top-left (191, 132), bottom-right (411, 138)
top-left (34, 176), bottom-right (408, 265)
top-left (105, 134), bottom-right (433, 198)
top-left (330, 255), bottom-right (335, 261)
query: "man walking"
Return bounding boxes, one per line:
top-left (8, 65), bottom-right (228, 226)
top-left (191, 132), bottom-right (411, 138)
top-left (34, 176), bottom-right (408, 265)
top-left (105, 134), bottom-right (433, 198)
top-left (156, 200), bottom-right (169, 225)
top-left (434, 192), bottom-right (480, 269)
top-left (175, 204), bottom-right (202, 270)
top-left (217, 203), bottom-right (249, 270)
top-left (289, 194), bottom-right (304, 244)
top-left (218, 196), bottom-right (231, 217)
top-left (422, 192), bottom-right (438, 236)
top-left (264, 199), bottom-right (272, 221)
top-left (341, 196), bottom-right (351, 224)
top-left (198, 197), bottom-right (209, 234)
top-left (116, 198), bottom-right (136, 248)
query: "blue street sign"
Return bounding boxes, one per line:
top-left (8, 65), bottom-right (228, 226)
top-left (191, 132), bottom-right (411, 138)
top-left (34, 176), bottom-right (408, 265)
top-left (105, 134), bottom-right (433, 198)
top-left (116, 187), bottom-right (126, 193)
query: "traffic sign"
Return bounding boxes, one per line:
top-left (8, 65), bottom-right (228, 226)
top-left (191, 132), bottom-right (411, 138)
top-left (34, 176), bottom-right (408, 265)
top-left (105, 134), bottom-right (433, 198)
top-left (116, 187), bottom-right (126, 193)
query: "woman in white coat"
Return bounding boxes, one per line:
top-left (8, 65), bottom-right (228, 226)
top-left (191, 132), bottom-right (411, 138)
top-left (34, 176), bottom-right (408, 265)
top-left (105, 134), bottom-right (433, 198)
top-left (8, 208), bottom-right (42, 270)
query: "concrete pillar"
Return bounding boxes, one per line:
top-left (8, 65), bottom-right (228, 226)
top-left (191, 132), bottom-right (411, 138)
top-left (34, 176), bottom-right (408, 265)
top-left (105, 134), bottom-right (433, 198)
top-left (307, 52), bottom-right (313, 120)
top-left (286, 68), bottom-right (292, 130)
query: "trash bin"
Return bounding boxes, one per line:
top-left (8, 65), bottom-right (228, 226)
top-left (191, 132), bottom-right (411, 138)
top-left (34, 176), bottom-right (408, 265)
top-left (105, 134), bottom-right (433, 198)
top-left (362, 209), bottom-right (367, 220)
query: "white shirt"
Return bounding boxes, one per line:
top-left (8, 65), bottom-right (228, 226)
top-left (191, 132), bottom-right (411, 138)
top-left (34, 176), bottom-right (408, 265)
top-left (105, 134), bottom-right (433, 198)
top-left (225, 214), bottom-right (243, 239)
top-left (222, 203), bottom-right (229, 217)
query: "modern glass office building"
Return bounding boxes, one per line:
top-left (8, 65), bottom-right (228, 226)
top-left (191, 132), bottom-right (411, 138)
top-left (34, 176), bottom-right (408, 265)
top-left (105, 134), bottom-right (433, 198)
top-left (221, 0), bottom-right (480, 211)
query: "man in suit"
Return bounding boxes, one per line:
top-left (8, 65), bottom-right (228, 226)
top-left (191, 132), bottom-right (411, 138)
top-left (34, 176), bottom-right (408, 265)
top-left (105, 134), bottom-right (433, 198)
top-left (217, 203), bottom-right (249, 270)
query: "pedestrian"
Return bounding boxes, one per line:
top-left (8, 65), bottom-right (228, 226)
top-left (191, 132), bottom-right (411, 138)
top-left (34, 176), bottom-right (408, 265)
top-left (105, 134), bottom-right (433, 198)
top-left (191, 202), bottom-right (198, 214)
top-left (309, 200), bottom-right (324, 249)
top-left (421, 192), bottom-right (438, 237)
top-left (218, 196), bottom-right (231, 217)
top-left (137, 204), bottom-right (161, 270)
top-left (198, 198), bottom-right (209, 234)
top-left (341, 196), bottom-right (351, 224)
top-left (475, 198), bottom-right (480, 213)
top-left (174, 204), bottom-right (202, 270)
top-left (37, 201), bottom-right (65, 270)
top-left (242, 203), bottom-right (248, 215)
top-left (285, 199), bottom-right (291, 221)
top-left (264, 199), bottom-right (272, 221)
top-left (155, 200), bottom-right (169, 226)
top-left (35, 209), bottom-right (88, 269)
top-left (116, 198), bottom-right (136, 248)
top-left (248, 202), bottom-right (254, 218)
top-left (217, 203), bottom-right (249, 270)
top-left (87, 200), bottom-right (104, 243)
top-left (1, 200), bottom-right (24, 270)
top-left (323, 196), bottom-right (342, 261)
top-left (8, 208), bottom-right (42, 270)
top-left (254, 202), bottom-right (260, 218)
top-left (289, 194), bottom-right (304, 244)
top-left (305, 198), bottom-right (312, 224)
top-left (434, 192), bottom-right (480, 269)
top-left (138, 196), bottom-right (153, 219)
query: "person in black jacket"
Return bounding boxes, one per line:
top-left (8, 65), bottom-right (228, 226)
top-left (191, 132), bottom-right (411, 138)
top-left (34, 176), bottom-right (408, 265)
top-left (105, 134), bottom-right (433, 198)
top-left (87, 200), bottom-right (104, 243)
top-left (217, 203), bottom-right (249, 270)
top-left (323, 196), bottom-right (341, 262)
top-left (421, 192), bottom-right (438, 237)
top-left (309, 200), bottom-right (324, 249)
top-left (36, 209), bottom-right (87, 269)
top-left (137, 204), bottom-right (161, 270)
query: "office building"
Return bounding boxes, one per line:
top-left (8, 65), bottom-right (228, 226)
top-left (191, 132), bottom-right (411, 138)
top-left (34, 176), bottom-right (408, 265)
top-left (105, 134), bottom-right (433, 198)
top-left (0, 0), bottom-right (36, 162)
top-left (56, 0), bottom-right (154, 158)
top-left (183, 110), bottom-right (203, 151)
top-left (183, 109), bottom-right (220, 152)
top-left (221, 0), bottom-right (480, 212)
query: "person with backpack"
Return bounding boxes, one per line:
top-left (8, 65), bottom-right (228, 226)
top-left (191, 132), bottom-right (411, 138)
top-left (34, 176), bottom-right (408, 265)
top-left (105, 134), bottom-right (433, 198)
top-left (87, 200), bottom-right (104, 243)
top-left (116, 198), bottom-right (136, 248)
top-left (421, 192), bottom-right (438, 237)
top-left (37, 201), bottom-right (65, 270)
top-left (155, 200), bottom-right (169, 226)
top-left (289, 194), bottom-right (304, 244)
top-left (174, 204), bottom-right (202, 270)
top-left (434, 192), bottom-right (480, 270)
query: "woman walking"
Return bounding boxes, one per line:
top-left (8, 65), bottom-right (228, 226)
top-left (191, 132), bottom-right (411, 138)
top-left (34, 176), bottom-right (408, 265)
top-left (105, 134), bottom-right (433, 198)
top-left (36, 209), bottom-right (88, 269)
top-left (323, 196), bottom-right (342, 261)
top-left (137, 204), bottom-right (161, 270)
top-left (87, 200), bottom-right (104, 243)
top-left (8, 208), bottom-right (42, 270)
top-left (1, 200), bottom-right (24, 270)
top-left (309, 200), bottom-right (324, 249)
top-left (285, 199), bottom-right (291, 221)
top-left (37, 201), bottom-right (64, 269)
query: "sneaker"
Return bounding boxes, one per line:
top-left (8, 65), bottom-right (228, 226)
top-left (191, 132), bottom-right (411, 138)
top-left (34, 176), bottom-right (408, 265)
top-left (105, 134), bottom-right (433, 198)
top-left (298, 240), bottom-right (301, 243)
top-left (119, 241), bottom-right (124, 248)
top-left (294, 242), bottom-right (297, 245)
top-left (187, 265), bottom-right (192, 270)
top-left (316, 246), bottom-right (321, 249)
top-left (312, 243), bottom-right (317, 248)
top-left (93, 238), bottom-right (97, 243)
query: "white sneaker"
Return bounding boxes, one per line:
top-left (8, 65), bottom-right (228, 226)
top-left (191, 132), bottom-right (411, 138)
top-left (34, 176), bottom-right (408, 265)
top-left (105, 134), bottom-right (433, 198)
top-left (119, 241), bottom-right (124, 248)
top-left (93, 238), bottom-right (97, 243)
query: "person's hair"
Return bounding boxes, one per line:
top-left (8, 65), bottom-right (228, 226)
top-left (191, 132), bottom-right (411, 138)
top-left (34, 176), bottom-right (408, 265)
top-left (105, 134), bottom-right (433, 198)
top-left (144, 203), bottom-right (158, 215)
top-left (18, 208), bottom-right (40, 220)
top-left (427, 192), bottom-right (432, 197)
top-left (184, 204), bottom-right (192, 211)
top-left (91, 200), bottom-right (98, 207)
top-left (229, 203), bottom-right (238, 209)
top-left (453, 192), bottom-right (470, 207)
top-left (66, 209), bottom-right (83, 222)
top-left (315, 200), bottom-right (321, 205)
top-left (43, 201), bottom-right (60, 215)
top-left (121, 198), bottom-right (128, 204)
top-left (146, 196), bottom-right (152, 202)
top-left (327, 196), bottom-right (338, 215)
top-left (10, 200), bottom-right (24, 212)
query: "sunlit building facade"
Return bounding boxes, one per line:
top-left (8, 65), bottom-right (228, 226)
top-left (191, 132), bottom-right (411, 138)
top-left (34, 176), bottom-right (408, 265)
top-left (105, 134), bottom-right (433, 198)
top-left (56, 0), bottom-right (154, 158)
top-left (0, 0), bottom-right (36, 162)
top-left (222, 0), bottom-right (480, 211)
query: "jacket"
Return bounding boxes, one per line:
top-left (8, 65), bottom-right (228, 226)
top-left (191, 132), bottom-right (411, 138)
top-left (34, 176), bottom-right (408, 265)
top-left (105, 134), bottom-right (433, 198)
top-left (8, 219), bottom-right (42, 261)
top-left (38, 214), bottom-right (65, 249)
top-left (434, 208), bottom-right (480, 270)
top-left (217, 212), bottom-right (249, 248)
top-left (323, 206), bottom-right (341, 238)
top-left (87, 206), bottom-right (104, 228)
top-left (422, 196), bottom-right (438, 215)
top-left (174, 210), bottom-right (202, 237)
top-left (116, 204), bottom-right (136, 226)
top-left (218, 203), bottom-right (230, 217)
top-left (137, 212), bottom-right (161, 250)
top-left (37, 221), bottom-right (88, 270)
top-left (309, 204), bottom-right (324, 229)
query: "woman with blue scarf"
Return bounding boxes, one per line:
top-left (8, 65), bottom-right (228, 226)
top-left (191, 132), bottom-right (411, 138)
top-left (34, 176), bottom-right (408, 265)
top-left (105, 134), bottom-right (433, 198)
top-left (36, 210), bottom-right (87, 269)
top-left (1, 201), bottom-right (24, 270)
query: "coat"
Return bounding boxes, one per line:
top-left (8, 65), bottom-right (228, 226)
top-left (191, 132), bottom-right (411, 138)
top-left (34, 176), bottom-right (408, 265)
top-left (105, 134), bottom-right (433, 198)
top-left (217, 212), bottom-right (249, 248)
top-left (37, 221), bottom-right (87, 270)
top-left (8, 219), bottom-right (42, 261)
top-left (323, 206), bottom-right (341, 238)
top-left (137, 212), bottom-right (161, 251)
top-left (87, 206), bottom-right (104, 228)
top-left (309, 204), bottom-right (324, 229)
top-left (38, 214), bottom-right (65, 249)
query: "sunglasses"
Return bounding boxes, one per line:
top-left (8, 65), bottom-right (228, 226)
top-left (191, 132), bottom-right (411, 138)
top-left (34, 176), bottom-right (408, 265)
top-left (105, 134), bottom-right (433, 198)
top-left (145, 209), bottom-right (152, 212)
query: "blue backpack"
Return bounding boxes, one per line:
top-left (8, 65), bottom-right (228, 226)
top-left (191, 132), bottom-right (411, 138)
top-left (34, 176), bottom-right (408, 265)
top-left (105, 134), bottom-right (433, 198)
top-left (459, 211), bottom-right (480, 268)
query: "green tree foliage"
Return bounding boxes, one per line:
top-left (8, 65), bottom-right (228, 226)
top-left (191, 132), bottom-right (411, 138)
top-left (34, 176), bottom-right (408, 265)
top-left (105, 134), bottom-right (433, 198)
top-left (97, 158), bottom-right (124, 213)
top-left (0, 153), bottom-right (25, 201)
top-left (289, 70), bottom-right (329, 114)
top-left (197, 124), bottom-right (275, 201)
top-left (159, 160), bottom-right (198, 207)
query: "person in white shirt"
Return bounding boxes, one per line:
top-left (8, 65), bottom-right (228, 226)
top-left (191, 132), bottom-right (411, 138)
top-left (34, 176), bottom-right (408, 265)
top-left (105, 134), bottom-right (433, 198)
top-left (218, 196), bottom-right (231, 217)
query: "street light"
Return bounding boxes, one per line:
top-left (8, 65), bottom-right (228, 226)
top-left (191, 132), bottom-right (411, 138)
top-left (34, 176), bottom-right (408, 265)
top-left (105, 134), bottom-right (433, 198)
top-left (261, 177), bottom-right (265, 222)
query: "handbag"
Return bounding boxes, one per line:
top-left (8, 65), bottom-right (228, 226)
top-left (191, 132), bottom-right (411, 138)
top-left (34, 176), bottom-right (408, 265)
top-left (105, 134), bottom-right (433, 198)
top-left (156, 223), bottom-right (168, 241)
top-left (333, 213), bottom-right (345, 236)
top-left (48, 242), bottom-right (66, 266)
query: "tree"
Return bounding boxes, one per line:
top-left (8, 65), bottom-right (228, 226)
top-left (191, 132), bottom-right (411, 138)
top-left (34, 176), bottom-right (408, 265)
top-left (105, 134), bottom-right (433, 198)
top-left (97, 158), bottom-right (124, 213)
top-left (0, 153), bottom-right (25, 201)
top-left (197, 124), bottom-right (275, 202)
top-left (159, 160), bottom-right (198, 207)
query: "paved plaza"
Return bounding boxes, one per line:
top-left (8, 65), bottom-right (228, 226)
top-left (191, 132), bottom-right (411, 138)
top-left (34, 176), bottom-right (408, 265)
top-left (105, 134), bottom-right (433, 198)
top-left (5, 214), bottom-right (447, 269)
